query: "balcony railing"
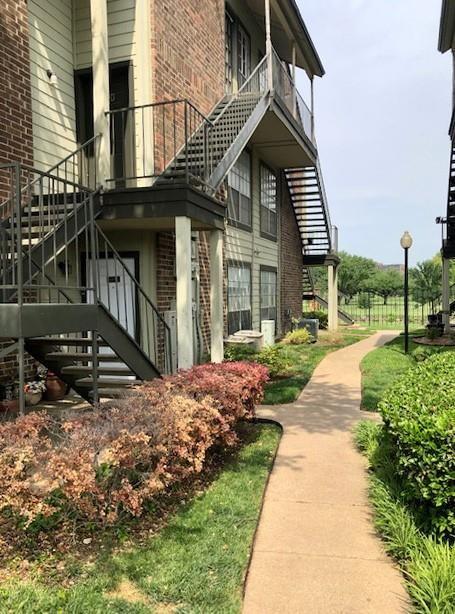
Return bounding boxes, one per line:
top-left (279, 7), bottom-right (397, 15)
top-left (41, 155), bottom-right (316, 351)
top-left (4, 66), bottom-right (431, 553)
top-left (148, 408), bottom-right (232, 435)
top-left (272, 48), bottom-right (314, 145)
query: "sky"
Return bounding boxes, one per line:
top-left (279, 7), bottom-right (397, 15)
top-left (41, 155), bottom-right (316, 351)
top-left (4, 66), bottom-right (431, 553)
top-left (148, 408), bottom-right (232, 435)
top-left (296, 0), bottom-right (452, 265)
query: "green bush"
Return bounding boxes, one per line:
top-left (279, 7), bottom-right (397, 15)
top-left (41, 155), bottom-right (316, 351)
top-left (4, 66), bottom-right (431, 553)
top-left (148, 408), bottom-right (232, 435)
top-left (283, 328), bottom-right (313, 345)
top-left (224, 343), bottom-right (257, 362)
top-left (379, 353), bottom-right (455, 538)
top-left (256, 346), bottom-right (290, 378)
top-left (411, 346), bottom-right (434, 363)
top-left (301, 311), bottom-right (328, 329)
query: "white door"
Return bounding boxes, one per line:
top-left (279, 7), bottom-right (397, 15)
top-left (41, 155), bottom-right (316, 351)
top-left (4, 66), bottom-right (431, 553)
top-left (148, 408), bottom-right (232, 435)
top-left (87, 256), bottom-right (137, 379)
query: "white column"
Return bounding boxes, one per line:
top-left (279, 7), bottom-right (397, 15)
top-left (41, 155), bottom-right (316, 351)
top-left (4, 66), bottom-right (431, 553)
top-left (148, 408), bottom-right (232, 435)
top-left (265, 0), bottom-right (273, 90)
top-left (134, 0), bottom-right (153, 185)
top-left (175, 217), bottom-right (194, 369)
top-left (90, 0), bottom-right (110, 186)
top-left (328, 264), bottom-right (338, 331)
top-left (442, 257), bottom-right (450, 334)
top-left (210, 229), bottom-right (224, 363)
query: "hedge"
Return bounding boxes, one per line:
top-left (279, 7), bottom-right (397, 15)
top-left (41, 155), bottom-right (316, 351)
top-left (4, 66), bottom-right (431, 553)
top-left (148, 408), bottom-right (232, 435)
top-left (0, 362), bottom-right (269, 532)
top-left (379, 352), bottom-right (455, 538)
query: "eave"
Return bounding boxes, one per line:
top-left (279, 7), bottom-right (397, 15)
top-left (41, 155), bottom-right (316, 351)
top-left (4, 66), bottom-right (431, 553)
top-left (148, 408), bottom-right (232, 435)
top-left (438, 0), bottom-right (455, 53)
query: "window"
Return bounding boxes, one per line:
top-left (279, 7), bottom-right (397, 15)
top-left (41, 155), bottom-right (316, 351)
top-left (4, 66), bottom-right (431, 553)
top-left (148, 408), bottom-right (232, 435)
top-left (260, 268), bottom-right (277, 324)
top-left (237, 24), bottom-right (251, 87)
top-left (228, 150), bottom-right (251, 228)
top-left (227, 263), bottom-right (251, 334)
top-left (260, 164), bottom-right (278, 239)
top-left (225, 12), bottom-right (234, 92)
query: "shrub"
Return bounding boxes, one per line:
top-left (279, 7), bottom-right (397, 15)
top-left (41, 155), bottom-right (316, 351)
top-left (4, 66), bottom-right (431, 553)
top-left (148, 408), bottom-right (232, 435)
top-left (256, 346), bottom-right (290, 378)
top-left (283, 328), bottom-right (313, 345)
top-left (0, 362), bottom-right (269, 532)
top-left (379, 352), bottom-right (455, 538)
top-left (411, 346), bottom-right (433, 363)
top-left (301, 311), bottom-right (328, 329)
top-left (224, 343), bottom-right (257, 362)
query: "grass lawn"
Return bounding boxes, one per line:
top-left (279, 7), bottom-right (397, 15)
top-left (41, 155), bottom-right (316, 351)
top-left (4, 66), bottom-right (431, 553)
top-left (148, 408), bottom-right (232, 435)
top-left (354, 422), bottom-right (455, 613)
top-left (360, 332), bottom-right (455, 411)
top-left (0, 423), bottom-right (280, 614)
top-left (263, 328), bottom-right (372, 405)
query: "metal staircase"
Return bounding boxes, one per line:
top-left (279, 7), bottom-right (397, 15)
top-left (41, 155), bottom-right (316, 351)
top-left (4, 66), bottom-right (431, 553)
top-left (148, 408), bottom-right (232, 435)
top-left (0, 143), bottom-right (171, 409)
top-left (156, 56), bottom-right (270, 194)
top-left (443, 142), bottom-right (455, 258)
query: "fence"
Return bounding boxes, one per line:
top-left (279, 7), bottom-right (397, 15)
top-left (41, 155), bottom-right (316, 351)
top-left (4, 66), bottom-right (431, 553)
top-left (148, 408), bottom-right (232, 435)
top-left (304, 290), bottom-right (454, 330)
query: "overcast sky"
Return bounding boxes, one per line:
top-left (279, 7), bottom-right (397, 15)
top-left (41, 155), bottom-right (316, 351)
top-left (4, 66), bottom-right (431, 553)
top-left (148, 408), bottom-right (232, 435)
top-left (297, 0), bottom-right (452, 265)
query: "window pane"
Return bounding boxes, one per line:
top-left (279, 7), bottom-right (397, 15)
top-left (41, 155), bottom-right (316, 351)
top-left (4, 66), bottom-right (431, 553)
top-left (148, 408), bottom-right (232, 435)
top-left (228, 151), bottom-right (251, 226)
top-left (260, 165), bottom-right (277, 236)
top-left (228, 265), bottom-right (251, 334)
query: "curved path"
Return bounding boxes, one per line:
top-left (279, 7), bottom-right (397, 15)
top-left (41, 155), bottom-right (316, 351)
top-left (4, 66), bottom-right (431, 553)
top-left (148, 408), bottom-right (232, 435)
top-left (243, 331), bottom-right (409, 614)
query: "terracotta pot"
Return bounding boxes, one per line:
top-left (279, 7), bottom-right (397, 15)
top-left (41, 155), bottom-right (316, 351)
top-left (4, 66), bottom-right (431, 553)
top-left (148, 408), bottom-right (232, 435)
top-left (25, 391), bottom-right (43, 406)
top-left (0, 399), bottom-right (19, 413)
top-left (44, 375), bottom-right (67, 401)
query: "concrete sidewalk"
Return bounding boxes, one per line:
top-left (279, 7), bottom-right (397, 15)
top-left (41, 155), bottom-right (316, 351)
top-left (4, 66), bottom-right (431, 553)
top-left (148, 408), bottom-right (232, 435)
top-left (243, 331), bottom-right (409, 614)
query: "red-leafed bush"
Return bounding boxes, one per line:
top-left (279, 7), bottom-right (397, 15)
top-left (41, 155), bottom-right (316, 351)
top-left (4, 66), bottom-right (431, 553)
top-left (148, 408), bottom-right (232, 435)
top-left (0, 362), bottom-right (268, 531)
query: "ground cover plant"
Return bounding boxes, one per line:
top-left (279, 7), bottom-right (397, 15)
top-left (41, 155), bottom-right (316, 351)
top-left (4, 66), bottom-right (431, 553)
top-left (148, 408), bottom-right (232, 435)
top-left (0, 423), bottom-right (280, 613)
top-left (226, 328), bottom-right (372, 405)
top-left (360, 332), bottom-right (454, 411)
top-left (355, 421), bottom-right (455, 613)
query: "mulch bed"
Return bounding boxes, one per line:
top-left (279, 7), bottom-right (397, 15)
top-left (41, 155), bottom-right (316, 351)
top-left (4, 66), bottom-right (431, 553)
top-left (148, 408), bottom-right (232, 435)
top-left (413, 336), bottom-right (455, 346)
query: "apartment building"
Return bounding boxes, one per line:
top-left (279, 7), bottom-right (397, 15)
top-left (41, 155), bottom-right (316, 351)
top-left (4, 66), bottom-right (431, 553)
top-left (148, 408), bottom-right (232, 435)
top-left (0, 0), bottom-right (338, 410)
top-left (438, 0), bottom-right (455, 331)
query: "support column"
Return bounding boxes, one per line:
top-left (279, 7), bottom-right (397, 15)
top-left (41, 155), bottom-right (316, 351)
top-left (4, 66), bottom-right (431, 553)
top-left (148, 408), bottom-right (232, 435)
top-left (90, 0), bottom-right (110, 186)
top-left (265, 0), bottom-right (273, 90)
top-left (328, 264), bottom-right (338, 332)
top-left (442, 257), bottom-right (450, 334)
top-left (175, 217), bottom-right (194, 369)
top-left (210, 229), bottom-right (224, 363)
top-left (291, 41), bottom-right (297, 117)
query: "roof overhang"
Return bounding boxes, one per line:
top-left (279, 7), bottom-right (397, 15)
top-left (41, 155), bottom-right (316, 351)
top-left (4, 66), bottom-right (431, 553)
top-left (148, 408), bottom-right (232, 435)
top-left (439, 0), bottom-right (455, 52)
top-left (240, 0), bottom-right (325, 78)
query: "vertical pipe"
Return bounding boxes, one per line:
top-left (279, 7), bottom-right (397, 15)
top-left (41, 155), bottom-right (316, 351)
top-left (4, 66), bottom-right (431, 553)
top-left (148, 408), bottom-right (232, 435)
top-left (442, 256), bottom-right (450, 334)
top-left (15, 164), bottom-right (25, 415)
top-left (291, 40), bottom-right (297, 117)
top-left (265, 0), bottom-right (273, 90)
top-left (209, 229), bottom-right (224, 363)
top-left (92, 331), bottom-right (99, 405)
top-left (310, 78), bottom-right (315, 143)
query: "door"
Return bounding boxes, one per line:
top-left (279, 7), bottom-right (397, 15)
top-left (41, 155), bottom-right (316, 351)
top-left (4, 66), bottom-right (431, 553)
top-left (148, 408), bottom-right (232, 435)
top-left (109, 65), bottom-right (130, 187)
top-left (86, 255), bottom-right (137, 380)
top-left (237, 24), bottom-right (251, 88)
top-left (74, 63), bottom-right (130, 187)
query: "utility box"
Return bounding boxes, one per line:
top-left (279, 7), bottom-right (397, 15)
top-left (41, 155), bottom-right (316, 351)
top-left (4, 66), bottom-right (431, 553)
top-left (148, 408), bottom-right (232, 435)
top-left (297, 318), bottom-right (319, 341)
top-left (233, 329), bottom-right (264, 351)
top-left (261, 320), bottom-right (275, 346)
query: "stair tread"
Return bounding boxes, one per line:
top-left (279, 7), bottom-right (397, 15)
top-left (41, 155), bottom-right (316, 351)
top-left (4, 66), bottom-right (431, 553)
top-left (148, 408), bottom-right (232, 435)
top-left (45, 351), bottom-right (122, 361)
top-left (63, 365), bottom-right (133, 375)
top-left (76, 377), bottom-right (137, 387)
top-left (28, 337), bottom-right (109, 346)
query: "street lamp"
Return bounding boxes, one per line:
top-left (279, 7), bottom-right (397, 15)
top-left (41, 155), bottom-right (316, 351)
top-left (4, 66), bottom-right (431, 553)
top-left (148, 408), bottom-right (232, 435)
top-left (400, 231), bottom-right (413, 353)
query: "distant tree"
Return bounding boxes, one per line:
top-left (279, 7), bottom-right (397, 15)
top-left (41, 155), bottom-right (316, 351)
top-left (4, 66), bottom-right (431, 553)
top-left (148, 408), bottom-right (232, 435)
top-left (410, 260), bottom-right (442, 311)
top-left (309, 267), bottom-right (328, 294)
top-left (337, 251), bottom-right (377, 303)
top-left (362, 269), bottom-right (403, 305)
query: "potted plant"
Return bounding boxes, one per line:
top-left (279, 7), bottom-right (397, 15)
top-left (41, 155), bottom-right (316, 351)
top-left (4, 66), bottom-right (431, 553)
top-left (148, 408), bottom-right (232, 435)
top-left (0, 382), bottom-right (19, 414)
top-left (24, 380), bottom-right (46, 406)
top-left (44, 370), bottom-right (67, 401)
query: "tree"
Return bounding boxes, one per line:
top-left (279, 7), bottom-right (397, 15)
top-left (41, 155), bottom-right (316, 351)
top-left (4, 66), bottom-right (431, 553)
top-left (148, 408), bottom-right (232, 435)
top-left (337, 252), bottom-right (377, 303)
top-left (410, 260), bottom-right (442, 311)
top-left (362, 269), bottom-right (403, 305)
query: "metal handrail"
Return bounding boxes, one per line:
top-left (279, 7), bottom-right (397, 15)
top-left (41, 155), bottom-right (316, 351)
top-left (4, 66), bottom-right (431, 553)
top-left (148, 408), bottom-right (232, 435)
top-left (106, 99), bottom-right (214, 127)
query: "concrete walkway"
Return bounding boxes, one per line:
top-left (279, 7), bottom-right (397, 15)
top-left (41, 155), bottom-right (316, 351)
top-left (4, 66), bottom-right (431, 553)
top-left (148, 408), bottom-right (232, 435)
top-left (243, 332), bottom-right (409, 614)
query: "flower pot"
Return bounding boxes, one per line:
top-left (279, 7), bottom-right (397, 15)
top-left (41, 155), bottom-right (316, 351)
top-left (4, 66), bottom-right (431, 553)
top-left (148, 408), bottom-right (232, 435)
top-left (0, 399), bottom-right (19, 413)
top-left (25, 391), bottom-right (43, 406)
top-left (44, 374), bottom-right (67, 401)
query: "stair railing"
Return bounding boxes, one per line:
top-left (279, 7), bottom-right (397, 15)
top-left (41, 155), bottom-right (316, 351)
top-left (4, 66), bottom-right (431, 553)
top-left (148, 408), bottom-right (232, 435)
top-left (105, 99), bottom-right (213, 190)
top-left (89, 222), bottom-right (172, 374)
top-left (314, 157), bottom-right (333, 253)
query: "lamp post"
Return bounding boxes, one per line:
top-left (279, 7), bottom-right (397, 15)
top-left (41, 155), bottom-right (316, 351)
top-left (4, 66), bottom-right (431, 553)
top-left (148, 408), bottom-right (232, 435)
top-left (400, 231), bottom-right (413, 353)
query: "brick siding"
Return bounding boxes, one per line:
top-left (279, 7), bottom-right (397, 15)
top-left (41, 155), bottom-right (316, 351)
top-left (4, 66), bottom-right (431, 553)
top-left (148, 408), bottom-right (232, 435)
top-left (0, 0), bottom-right (35, 386)
top-left (280, 175), bottom-right (304, 333)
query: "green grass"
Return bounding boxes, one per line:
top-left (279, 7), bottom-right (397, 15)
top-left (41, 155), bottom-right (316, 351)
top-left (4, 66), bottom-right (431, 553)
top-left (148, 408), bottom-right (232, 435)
top-left (263, 328), bottom-right (373, 405)
top-left (0, 424), bottom-right (281, 614)
top-left (354, 421), bottom-right (455, 613)
top-left (360, 332), bottom-right (454, 411)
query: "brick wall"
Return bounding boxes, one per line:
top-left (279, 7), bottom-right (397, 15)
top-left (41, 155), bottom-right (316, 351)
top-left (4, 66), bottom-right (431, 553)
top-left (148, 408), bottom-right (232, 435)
top-left (280, 175), bottom-right (304, 333)
top-left (151, 0), bottom-right (225, 115)
top-left (0, 0), bottom-right (35, 386)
